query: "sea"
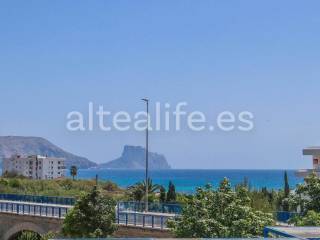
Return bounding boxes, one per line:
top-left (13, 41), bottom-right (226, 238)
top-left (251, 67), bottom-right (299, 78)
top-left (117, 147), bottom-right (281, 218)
top-left (73, 169), bottom-right (304, 193)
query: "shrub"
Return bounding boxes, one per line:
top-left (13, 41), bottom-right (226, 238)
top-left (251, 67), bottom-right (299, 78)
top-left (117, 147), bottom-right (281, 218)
top-left (168, 178), bottom-right (274, 238)
top-left (62, 186), bottom-right (117, 237)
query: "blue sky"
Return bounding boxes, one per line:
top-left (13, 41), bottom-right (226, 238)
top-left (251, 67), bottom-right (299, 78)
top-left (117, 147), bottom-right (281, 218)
top-left (0, 1), bottom-right (320, 169)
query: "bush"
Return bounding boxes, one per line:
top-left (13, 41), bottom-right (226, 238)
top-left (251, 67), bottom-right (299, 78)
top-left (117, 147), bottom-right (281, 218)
top-left (102, 181), bottom-right (121, 192)
top-left (62, 186), bottom-right (117, 237)
top-left (289, 211), bottom-right (320, 226)
top-left (9, 178), bottom-right (22, 188)
top-left (168, 178), bottom-right (274, 238)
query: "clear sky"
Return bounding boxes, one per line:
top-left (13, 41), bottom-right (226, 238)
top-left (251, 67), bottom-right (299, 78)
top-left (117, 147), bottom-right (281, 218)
top-left (1, 1), bottom-right (320, 169)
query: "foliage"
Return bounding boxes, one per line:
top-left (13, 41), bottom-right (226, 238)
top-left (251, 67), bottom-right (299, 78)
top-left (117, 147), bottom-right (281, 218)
top-left (287, 172), bottom-right (320, 213)
top-left (0, 177), bottom-right (123, 198)
top-left (286, 173), bottom-right (320, 224)
top-left (18, 231), bottom-right (41, 240)
top-left (168, 178), bottom-right (274, 238)
top-left (284, 171), bottom-right (290, 197)
top-left (102, 180), bottom-right (122, 192)
top-left (249, 188), bottom-right (280, 213)
top-left (159, 186), bottom-right (166, 202)
top-left (62, 186), bottom-right (117, 237)
top-left (17, 231), bottom-right (54, 240)
top-left (127, 178), bottom-right (161, 202)
top-left (166, 181), bottom-right (176, 202)
top-left (2, 171), bottom-right (26, 178)
top-left (282, 171), bottom-right (290, 211)
top-left (70, 165), bottom-right (78, 181)
top-left (236, 176), bottom-right (251, 190)
top-left (289, 210), bottom-right (320, 226)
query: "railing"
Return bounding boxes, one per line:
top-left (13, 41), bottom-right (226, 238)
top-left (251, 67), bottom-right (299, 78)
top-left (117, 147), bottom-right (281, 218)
top-left (0, 200), bottom-right (71, 219)
top-left (116, 201), bottom-right (179, 230)
top-left (0, 193), bottom-right (75, 206)
top-left (116, 210), bottom-right (176, 230)
top-left (117, 201), bottom-right (182, 214)
top-left (0, 197), bottom-right (179, 229)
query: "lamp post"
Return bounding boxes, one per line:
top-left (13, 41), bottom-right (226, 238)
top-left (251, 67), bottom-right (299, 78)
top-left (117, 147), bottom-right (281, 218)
top-left (142, 98), bottom-right (149, 212)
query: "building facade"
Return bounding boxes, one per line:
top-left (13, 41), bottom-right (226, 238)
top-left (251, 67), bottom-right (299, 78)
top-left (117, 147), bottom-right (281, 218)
top-left (296, 147), bottom-right (320, 177)
top-left (2, 155), bottom-right (65, 179)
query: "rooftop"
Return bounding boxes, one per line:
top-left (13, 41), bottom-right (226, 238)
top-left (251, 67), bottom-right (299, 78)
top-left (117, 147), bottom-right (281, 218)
top-left (303, 147), bottom-right (320, 156)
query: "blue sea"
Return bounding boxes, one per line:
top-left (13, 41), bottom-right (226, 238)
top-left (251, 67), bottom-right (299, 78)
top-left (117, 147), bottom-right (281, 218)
top-left (74, 169), bottom-right (304, 193)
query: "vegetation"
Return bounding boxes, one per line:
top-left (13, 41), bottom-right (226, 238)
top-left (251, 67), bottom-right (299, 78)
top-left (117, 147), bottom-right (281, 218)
top-left (62, 186), bottom-right (117, 237)
top-left (127, 178), bottom-right (161, 202)
top-left (282, 171), bottom-right (290, 211)
top-left (4, 170), bottom-right (320, 237)
top-left (159, 186), bottom-right (166, 202)
top-left (290, 210), bottom-right (320, 226)
top-left (166, 181), bottom-right (177, 202)
top-left (286, 172), bottom-right (320, 226)
top-left (17, 231), bottom-right (41, 240)
top-left (17, 231), bottom-right (54, 240)
top-left (290, 172), bottom-right (320, 213)
top-left (70, 165), bottom-right (78, 181)
top-left (284, 171), bottom-right (290, 197)
top-left (0, 177), bottom-right (123, 198)
top-left (248, 188), bottom-right (281, 213)
top-left (168, 178), bottom-right (274, 238)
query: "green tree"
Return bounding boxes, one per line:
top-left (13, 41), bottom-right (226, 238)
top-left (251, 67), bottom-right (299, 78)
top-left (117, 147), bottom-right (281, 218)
top-left (62, 186), bottom-right (117, 237)
top-left (128, 178), bottom-right (161, 202)
top-left (130, 186), bottom-right (144, 202)
top-left (168, 178), bottom-right (274, 238)
top-left (290, 210), bottom-right (320, 226)
top-left (284, 171), bottom-right (290, 197)
top-left (166, 181), bottom-right (176, 202)
top-left (282, 171), bottom-right (290, 211)
top-left (159, 186), bottom-right (166, 203)
top-left (288, 172), bottom-right (320, 213)
top-left (70, 165), bottom-right (78, 181)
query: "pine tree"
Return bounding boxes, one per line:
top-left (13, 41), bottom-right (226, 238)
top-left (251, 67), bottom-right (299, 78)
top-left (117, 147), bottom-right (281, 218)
top-left (283, 171), bottom-right (290, 211)
top-left (284, 171), bottom-right (290, 197)
top-left (166, 181), bottom-right (176, 202)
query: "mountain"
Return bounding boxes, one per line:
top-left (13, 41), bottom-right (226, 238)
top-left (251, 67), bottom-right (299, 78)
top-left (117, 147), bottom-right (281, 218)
top-left (99, 145), bottom-right (171, 170)
top-left (0, 136), bottom-right (96, 169)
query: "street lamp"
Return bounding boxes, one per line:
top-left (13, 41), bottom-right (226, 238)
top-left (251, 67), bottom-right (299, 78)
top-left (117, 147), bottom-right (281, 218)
top-left (142, 98), bottom-right (149, 212)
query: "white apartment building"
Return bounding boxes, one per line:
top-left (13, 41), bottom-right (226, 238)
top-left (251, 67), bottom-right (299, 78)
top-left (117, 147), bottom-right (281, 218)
top-left (2, 155), bottom-right (65, 179)
top-left (296, 147), bottom-right (320, 177)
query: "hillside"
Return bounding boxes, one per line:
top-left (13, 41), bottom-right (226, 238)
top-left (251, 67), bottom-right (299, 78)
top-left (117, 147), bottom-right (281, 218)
top-left (99, 145), bottom-right (171, 170)
top-left (0, 136), bottom-right (96, 169)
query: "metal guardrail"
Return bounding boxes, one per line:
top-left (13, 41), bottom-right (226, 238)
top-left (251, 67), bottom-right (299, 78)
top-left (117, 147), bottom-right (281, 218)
top-left (116, 202), bottom-right (179, 230)
top-left (0, 197), bottom-right (179, 229)
top-left (116, 211), bottom-right (176, 230)
top-left (0, 193), bottom-right (75, 206)
top-left (117, 201), bottom-right (182, 214)
top-left (0, 201), bottom-right (71, 219)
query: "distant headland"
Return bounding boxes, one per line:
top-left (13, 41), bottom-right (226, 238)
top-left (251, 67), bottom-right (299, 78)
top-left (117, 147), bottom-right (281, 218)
top-left (0, 136), bottom-right (171, 170)
top-left (98, 145), bottom-right (171, 170)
